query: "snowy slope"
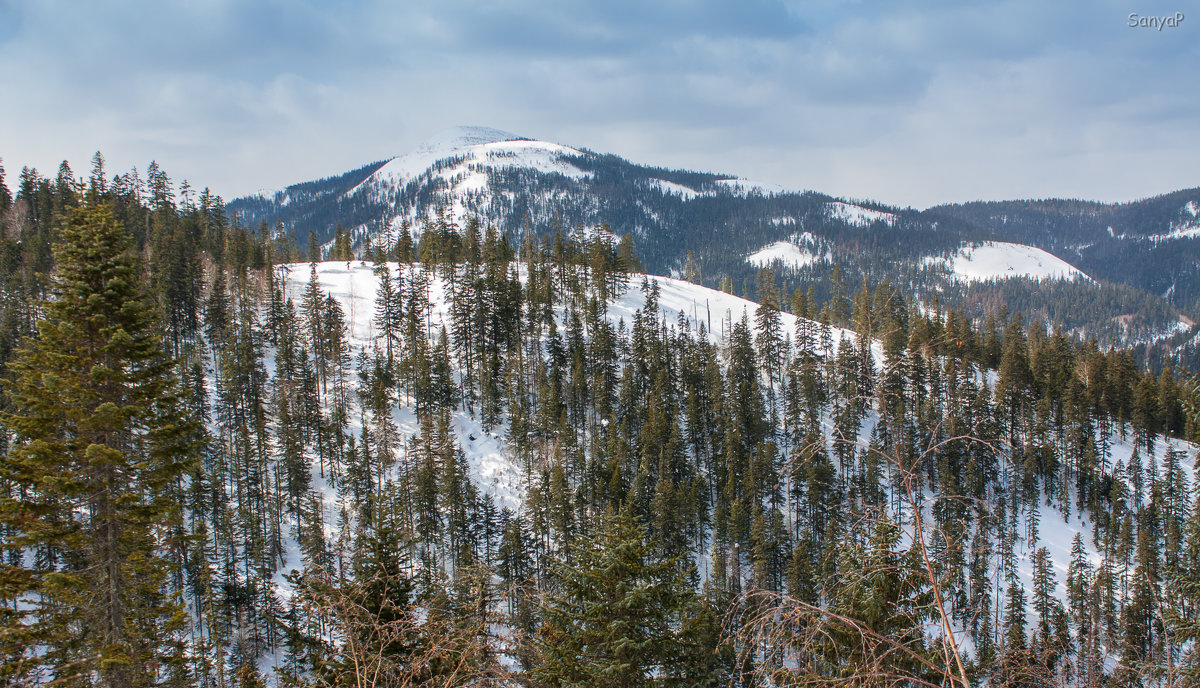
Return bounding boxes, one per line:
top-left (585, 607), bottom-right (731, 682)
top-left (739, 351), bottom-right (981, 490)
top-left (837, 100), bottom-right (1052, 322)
top-left (930, 241), bottom-right (1091, 282)
top-left (745, 237), bottom-right (823, 270)
top-left (827, 201), bottom-right (897, 227)
top-left (612, 271), bottom-right (861, 356)
top-left (276, 261), bottom-right (1196, 657)
top-left (280, 262), bottom-right (785, 511)
top-left (1141, 201), bottom-right (1200, 241)
top-left (279, 262), bottom-right (526, 510)
top-left (714, 178), bottom-right (790, 197)
top-left (647, 178), bottom-right (701, 200)
top-left (364, 126), bottom-right (588, 191)
top-left (284, 261), bottom-right (859, 368)
top-left (347, 127), bottom-right (590, 228)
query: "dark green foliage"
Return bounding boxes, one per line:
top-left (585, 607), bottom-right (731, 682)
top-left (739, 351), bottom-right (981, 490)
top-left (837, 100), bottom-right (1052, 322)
top-left (0, 204), bottom-right (201, 686)
top-left (532, 508), bottom-right (713, 687)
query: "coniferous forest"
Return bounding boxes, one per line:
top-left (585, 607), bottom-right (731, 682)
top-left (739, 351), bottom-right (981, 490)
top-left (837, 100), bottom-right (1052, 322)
top-left (3, 156), bottom-right (1200, 688)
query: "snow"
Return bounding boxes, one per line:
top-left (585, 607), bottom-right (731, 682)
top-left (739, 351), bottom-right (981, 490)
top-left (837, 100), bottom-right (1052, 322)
top-left (415, 125), bottom-right (526, 154)
top-left (476, 139), bottom-right (590, 179)
top-left (930, 241), bottom-right (1091, 283)
top-left (276, 261), bottom-right (865, 514)
top-left (647, 178), bottom-right (700, 200)
top-left (652, 177), bottom-right (802, 200)
top-left (827, 201), bottom-right (897, 227)
top-left (288, 259), bottom-right (861, 373)
top-left (714, 178), bottom-right (789, 197)
top-left (280, 261), bottom-right (527, 511)
top-left (211, 258), bottom-right (1200, 688)
top-left (1015, 432), bottom-right (1197, 587)
top-left (1108, 203), bottom-right (1200, 242)
top-left (607, 272), bottom-right (869, 361)
top-left (1144, 219), bottom-right (1200, 242)
top-left (745, 240), bottom-right (821, 270)
top-left (346, 126), bottom-right (590, 211)
top-left (1121, 317), bottom-right (1194, 346)
top-left (276, 260), bottom-right (1192, 542)
top-left (1166, 224), bottom-right (1200, 240)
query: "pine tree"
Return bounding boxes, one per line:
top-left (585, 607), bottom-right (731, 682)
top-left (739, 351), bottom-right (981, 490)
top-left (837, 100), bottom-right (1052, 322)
top-left (532, 508), bottom-right (706, 687)
top-left (1000, 579), bottom-right (1031, 683)
top-left (754, 268), bottom-right (785, 406)
top-left (0, 204), bottom-right (201, 687)
top-left (0, 158), bottom-right (12, 213)
top-left (683, 250), bottom-right (701, 283)
top-left (1030, 546), bottom-right (1061, 651)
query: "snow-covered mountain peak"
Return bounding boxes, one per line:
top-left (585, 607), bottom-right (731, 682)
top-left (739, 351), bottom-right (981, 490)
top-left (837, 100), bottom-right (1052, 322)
top-left (344, 128), bottom-right (592, 228)
top-left (413, 125), bottom-right (529, 157)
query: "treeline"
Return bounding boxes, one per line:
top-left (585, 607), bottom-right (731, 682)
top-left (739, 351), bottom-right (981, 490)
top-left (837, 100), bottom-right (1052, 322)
top-left (1, 156), bottom-right (1200, 687)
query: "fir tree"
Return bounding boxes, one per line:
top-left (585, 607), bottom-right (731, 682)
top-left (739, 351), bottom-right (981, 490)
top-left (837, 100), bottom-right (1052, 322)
top-left (0, 204), bottom-right (201, 687)
top-left (532, 508), bottom-right (706, 687)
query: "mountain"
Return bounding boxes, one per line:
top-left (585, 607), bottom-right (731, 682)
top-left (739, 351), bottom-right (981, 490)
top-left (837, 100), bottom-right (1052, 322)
top-left (228, 126), bottom-right (1200, 366)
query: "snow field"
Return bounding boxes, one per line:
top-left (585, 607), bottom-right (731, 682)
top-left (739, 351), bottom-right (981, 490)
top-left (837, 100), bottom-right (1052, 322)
top-left (745, 234), bottom-right (824, 271)
top-left (746, 241), bottom-right (820, 270)
top-left (714, 178), bottom-right (790, 196)
top-left (647, 178), bottom-right (700, 200)
top-left (827, 200), bottom-right (897, 227)
top-left (928, 241), bottom-right (1091, 283)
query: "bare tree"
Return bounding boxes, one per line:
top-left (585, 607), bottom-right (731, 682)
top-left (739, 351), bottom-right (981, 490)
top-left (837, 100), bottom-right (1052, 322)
top-left (734, 358), bottom-right (1007, 687)
top-left (288, 563), bottom-right (509, 688)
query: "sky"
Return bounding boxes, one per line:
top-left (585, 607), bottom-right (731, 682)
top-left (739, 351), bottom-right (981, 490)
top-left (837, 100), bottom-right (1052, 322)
top-left (0, 0), bottom-right (1196, 209)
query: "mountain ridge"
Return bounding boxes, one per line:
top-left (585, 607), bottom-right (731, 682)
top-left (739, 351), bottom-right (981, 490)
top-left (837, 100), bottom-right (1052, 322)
top-left (226, 126), bottom-right (1200, 368)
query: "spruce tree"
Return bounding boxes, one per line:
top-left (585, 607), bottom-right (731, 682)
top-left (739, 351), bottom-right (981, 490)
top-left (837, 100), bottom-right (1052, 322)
top-left (532, 507), bottom-right (705, 687)
top-left (0, 204), bottom-right (200, 687)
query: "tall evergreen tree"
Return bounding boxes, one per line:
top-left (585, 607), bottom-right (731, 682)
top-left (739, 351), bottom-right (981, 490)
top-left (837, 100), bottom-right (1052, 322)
top-left (532, 508), bottom-right (707, 687)
top-left (0, 204), bottom-right (201, 687)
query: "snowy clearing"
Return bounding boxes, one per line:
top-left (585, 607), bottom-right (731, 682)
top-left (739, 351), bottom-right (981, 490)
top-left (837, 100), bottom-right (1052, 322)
top-left (714, 178), bottom-right (789, 197)
top-left (647, 178), bottom-right (700, 200)
top-left (827, 201), bottom-right (897, 227)
top-left (745, 240), bottom-right (822, 270)
top-left (930, 241), bottom-right (1091, 283)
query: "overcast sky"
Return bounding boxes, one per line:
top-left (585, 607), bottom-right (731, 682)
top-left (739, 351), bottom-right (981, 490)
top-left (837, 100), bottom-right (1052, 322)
top-left (0, 0), bottom-right (1195, 208)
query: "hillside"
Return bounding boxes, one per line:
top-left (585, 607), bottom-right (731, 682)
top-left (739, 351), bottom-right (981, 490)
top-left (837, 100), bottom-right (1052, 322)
top-left (224, 253), bottom-right (1200, 685)
top-left (3, 152), bottom-right (1200, 687)
top-left (932, 192), bottom-right (1200, 315)
top-left (288, 258), bottom-right (1195, 597)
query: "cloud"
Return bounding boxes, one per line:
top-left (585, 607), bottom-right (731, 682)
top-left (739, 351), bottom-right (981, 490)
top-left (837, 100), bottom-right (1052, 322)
top-left (0, 0), bottom-right (1196, 207)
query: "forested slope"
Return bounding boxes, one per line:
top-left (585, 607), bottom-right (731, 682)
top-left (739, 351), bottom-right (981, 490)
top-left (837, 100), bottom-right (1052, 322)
top-left (2, 158), bottom-right (1200, 687)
